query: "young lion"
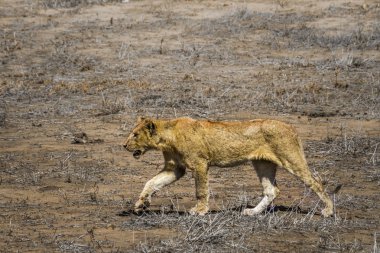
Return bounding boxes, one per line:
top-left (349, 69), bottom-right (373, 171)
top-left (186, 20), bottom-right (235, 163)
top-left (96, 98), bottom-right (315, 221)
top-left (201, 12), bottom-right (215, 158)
top-left (123, 117), bottom-right (333, 217)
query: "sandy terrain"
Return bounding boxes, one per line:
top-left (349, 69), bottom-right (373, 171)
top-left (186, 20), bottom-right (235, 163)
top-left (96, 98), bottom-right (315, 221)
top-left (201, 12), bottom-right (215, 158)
top-left (0, 0), bottom-right (379, 252)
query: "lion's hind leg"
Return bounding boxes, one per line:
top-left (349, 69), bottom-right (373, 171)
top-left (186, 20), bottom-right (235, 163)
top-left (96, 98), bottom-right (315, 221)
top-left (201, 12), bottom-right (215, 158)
top-left (243, 160), bottom-right (279, 216)
top-left (282, 159), bottom-right (333, 217)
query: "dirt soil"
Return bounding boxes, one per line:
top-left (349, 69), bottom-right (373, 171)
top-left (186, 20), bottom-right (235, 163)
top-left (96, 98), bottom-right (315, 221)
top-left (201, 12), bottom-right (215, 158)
top-left (1, 0), bottom-right (379, 252)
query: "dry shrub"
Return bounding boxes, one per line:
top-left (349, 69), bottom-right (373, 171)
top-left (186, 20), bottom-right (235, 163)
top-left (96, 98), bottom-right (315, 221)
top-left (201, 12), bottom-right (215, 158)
top-left (266, 23), bottom-right (380, 50)
top-left (98, 93), bottom-right (127, 115)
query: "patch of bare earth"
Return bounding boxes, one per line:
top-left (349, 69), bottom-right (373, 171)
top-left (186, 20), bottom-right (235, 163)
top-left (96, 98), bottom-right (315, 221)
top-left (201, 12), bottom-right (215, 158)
top-left (0, 0), bottom-right (379, 252)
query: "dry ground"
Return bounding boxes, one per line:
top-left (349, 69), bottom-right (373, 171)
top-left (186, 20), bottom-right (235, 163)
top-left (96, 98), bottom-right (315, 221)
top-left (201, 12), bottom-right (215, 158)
top-left (0, 0), bottom-right (379, 252)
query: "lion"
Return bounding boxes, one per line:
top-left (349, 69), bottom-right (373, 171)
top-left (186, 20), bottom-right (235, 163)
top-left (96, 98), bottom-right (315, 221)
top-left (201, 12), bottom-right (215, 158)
top-left (123, 117), bottom-right (333, 217)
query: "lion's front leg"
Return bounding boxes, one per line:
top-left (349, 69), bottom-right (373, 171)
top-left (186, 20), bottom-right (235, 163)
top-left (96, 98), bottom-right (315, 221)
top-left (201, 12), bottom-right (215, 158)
top-left (134, 163), bottom-right (185, 213)
top-left (189, 162), bottom-right (209, 216)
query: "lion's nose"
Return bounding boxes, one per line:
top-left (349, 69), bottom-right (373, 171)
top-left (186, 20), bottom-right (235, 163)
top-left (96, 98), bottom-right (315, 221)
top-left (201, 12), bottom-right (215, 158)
top-left (123, 143), bottom-right (128, 149)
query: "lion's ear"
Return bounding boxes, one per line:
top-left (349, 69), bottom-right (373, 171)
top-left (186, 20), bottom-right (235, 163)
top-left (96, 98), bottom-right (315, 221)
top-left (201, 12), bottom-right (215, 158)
top-left (137, 116), bottom-right (146, 123)
top-left (146, 120), bottom-right (156, 136)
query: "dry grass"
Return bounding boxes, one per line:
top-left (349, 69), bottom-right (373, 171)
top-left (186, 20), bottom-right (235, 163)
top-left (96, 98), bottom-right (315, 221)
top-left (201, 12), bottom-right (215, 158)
top-left (0, 0), bottom-right (379, 252)
top-left (126, 202), bottom-right (367, 253)
top-left (98, 93), bottom-right (128, 116)
top-left (0, 102), bottom-right (6, 127)
top-left (39, 0), bottom-right (122, 9)
top-left (265, 22), bottom-right (380, 50)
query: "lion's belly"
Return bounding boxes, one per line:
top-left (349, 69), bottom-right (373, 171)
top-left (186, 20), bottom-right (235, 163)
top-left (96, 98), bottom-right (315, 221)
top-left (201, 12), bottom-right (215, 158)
top-left (208, 147), bottom-right (255, 167)
top-left (210, 156), bottom-right (250, 167)
top-left (208, 142), bottom-right (274, 168)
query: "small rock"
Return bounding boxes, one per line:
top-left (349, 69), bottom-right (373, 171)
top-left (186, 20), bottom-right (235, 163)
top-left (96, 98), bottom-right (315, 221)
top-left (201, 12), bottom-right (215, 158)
top-left (71, 132), bottom-right (88, 144)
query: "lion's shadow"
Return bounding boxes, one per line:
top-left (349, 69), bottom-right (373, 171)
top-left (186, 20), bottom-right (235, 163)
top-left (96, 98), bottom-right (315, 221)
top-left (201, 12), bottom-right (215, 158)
top-left (117, 204), bottom-right (316, 217)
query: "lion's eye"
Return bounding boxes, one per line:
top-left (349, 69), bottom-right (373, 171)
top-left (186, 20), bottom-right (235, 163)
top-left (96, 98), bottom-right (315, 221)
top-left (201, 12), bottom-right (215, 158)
top-left (133, 133), bottom-right (139, 138)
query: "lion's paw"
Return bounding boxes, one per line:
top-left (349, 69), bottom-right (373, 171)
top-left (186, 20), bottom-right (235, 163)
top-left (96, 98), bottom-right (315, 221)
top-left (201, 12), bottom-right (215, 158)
top-left (134, 199), bottom-right (150, 213)
top-left (189, 206), bottom-right (209, 216)
top-left (242, 208), bottom-right (261, 216)
top-left (321, 208), bottom-right (333, 218)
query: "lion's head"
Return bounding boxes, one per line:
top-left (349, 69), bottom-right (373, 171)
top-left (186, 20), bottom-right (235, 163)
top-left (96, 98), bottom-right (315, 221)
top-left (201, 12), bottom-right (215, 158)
top-left (123, 117), bottom-right (157, 159)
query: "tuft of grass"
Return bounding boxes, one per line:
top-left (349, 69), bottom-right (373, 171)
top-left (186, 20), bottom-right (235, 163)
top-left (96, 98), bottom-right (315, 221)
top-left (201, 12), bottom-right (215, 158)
top-left (228, 5), bottom-right (254, 22)
top-left (0, 101), bottom-right (6, 127)
top-left (2, 161), bottom-right (43, 186)
top-left (328, 127), bottom-right (374, 156)
top-left (98, 93), bottom-right (127, 116)
top-left (130, 210), bottom-right (246, 252)
top-left (45, 39), bottom-right (99, 75)
top-left (318, 234), bottom-right (364, 252)
top-left (267, 23), bottom-right (380, 50)
top-left (118, 42), bottom-right (131, 60)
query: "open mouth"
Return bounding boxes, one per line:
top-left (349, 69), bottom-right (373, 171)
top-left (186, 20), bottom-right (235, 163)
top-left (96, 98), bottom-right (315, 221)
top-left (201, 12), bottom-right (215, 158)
top-left (133, 150), bottom-right (142, 159)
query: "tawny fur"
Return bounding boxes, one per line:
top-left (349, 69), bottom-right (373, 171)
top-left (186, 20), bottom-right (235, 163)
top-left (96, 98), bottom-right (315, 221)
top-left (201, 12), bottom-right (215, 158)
top-left (123, 117), bottom-right (334, 217)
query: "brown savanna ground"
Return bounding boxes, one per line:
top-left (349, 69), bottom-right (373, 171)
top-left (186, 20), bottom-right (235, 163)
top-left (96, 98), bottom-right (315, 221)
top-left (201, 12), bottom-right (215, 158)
top-left (0, 0), bottom-right (379, 252)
